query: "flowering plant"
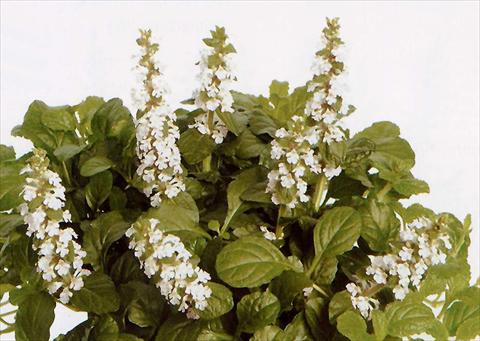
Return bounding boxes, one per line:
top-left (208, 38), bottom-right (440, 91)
top-left (0, 18), bottom-right (478, 341)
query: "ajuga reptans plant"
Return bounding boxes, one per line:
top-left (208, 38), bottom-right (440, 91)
top-left (0, 18), bottom-right (477, 341)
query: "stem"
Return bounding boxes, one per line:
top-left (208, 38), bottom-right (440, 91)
top-left (306, 254), bottom-right (321, 278)
top-left (377, 183), bottom-right (392, 202)
top-left (364, 283), bottom-right (384, 297)
top-left (275, 205), bottom-right (286, 238)
top-left (312, 283), bottom-right (329, 298)
top-left (202, 155), bottom-right (212, 172)
top-left (312, 175), bottom-right (327, 212)
top-left (62, 162), bottom-right (72, 188)
top-left (202, 110), bottom-right (215, 173)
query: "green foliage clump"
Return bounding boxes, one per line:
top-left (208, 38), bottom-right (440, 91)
top-left (0, 18), bottom-right (478, 341)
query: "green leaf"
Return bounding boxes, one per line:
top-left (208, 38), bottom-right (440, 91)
top-left (89, 315), bottom-right (140, 341)
top-left (178, 129), bottom-right (215, 164)
top-left (0, 213), bottom-right (24, 236)
top-left (444, 296), bottom-right (479, 336)
top-left (237, 291), bottom-right (281, 333)
top-left (70, 272), bottom-right (120, 314)
top-left (146, 192), bottom-right (209, 241)
top-left (53, 318), bottom-right (96, 341)
top-left (121, 281), bottom-right (167, 328)
top-left (0, 145), bottom-right (15, 161)
top-left (385, 301), bottom-right (436, 337)
top-left (223, 167), bottom-right (268, 231)
top-left (360, 199), bottom-right (400, 252)
top-left (305, 297), bottom-right (331, 340)
top-left (80, 156), bottom-right (113, 177)
top-left (269, 80), bottom-right (289, 102)
top-left (54, 144), bottom-right (86, 161)
top-left (73, 96), bottom-right (105, 136)
top-left (337, 311), bottom-right (375, 341)
top-left (83, 211), bottom-right (131, 269)
top-left (283, 312), bottom-right (314, 340)
top-left (392, 176), bottom-right (429, 197)
top-left (371, 310), bottom-right (388, 341)
top-left (216, 110), bottom-right (248, 136)
top-left (234, 129), bottom-right (266, 159)
top-left (216, 236), bottom-right (288, 288)
top-left (269, 270), bottom-right (312, 311)
top-left (251, 325), bottom-right (285, 341)
top-left (15, 292), bottom-right (55, 341)
top-left (109, 252), bottom-right (145, 285)
top-left (91, 98), bottom-right (135, 141)
top-left (194, 282), bottom-right (233, 319)
top-left (0, 160), bottom-right (24, 211)
top-left (13, 101), bottom-right (58, 152)
top-left (352, 121), bottom-right (415, 178)
top-left (309, 207), bottom-right (361, 278)
top-left (41, 106), bottom-right (76, 131)
top-left (109, 186), bottom-right (128, 210)
top-left (155, 315), bottom-right (223, 341)
top-left (313, 207), bottom-right (361, 258)
top-left (85, 171), bottom-right (113, 210)
top-left (328, 291), bottom-right (353, 323)
top-left (456, 316), bottom-right (480, 340)
top-left (249, 110), bottom-right (279, 137)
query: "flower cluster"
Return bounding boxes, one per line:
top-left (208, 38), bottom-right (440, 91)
top-left (126, 217), bottom-right (212, 319)
top-left (266, 115), bottom-right (342, 208)
top-left (189, 26), bottom-right (237, 144)
top-left (304, 17), bottom-right (353, 144)
top-left (19, 149), bottom-right (90, 303)
top-left (265, 18), bottom-right (351, 209)
top-left (132, 29), bottom-right (185, 207)
top-left (346, 216), bottom-right (451, 319)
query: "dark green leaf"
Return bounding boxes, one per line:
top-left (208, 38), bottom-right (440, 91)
top-left (216, 236), bottom-right (288, 288)
top-left (71, 272), bottom-right (120, 314)
top-left (15, 292), bottom-right (55, 341)
top-left (80, 156), bottom-right (113, 177)
top-left (360, 199), bottom-right (400, 252)
top-left (237, 291), bottom-right (281, 333)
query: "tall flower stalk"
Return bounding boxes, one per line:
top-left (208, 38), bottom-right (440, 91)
top-left (189, 26), bottom-right (237, 146)
top-left (132, 29), bottom-right (185, 207)
top-left (126, 217), bottom-right (212, 319)
top-left (266, 18), bottom-right (352, 211)
top-left (19, 149), bottom-right (90, 304)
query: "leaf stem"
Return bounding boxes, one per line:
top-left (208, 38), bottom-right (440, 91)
top-left (202, 155), bottom-right (212, 173)
top-left (312, 283), bottom-right (329, 298)
top-left (202, 110), bottom-right (215, 173)
top-left (313, 175), bottom-right (327, 212)
top-left (376, 183), bottom-right (392, 202)
top-left (62, 161), bottom-right (73, 188)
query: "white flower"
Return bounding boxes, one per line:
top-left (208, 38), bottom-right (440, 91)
top-left (260, 225), bottom-right (281, 241)
top-left (346, 283), bottom-right (360, 297)
top-left (393, 286), bottom-right (409, 300)
top-left (192, 29), bottom-right (236, 143)
top-left (20, 149), bottom-right (90, 303)
top-left (22, 185), bottom-right (37, 201)
top-left (303, 287), bottom-right (313, 297)
top-left (323, 166), bottom-right (342, 179)
top-left (126, 217), bottom-right (212, 318)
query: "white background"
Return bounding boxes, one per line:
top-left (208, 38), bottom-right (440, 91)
top-left (1, 1), bottom-right (478, 339)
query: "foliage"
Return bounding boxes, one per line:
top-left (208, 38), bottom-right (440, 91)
top-left (0, 18), bottom-right (477, 341)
